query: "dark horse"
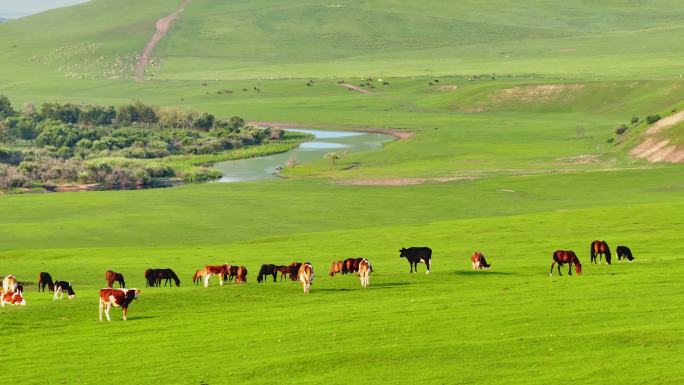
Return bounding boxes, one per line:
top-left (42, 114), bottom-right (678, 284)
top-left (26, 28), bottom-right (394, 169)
top-left (550, 250), bottom-right (582, 276)
top-left (105, 270), bottom-right (125, 288)
top-left (145, 268), bottom-right (180, 287)
top-left (144, 269), bottom-right (156, 287)
top-left (616, 245), bottom-right (635, 262)
top-left (590, 240), bottom-right (611, 264)
top-left (257, 264), bottom-right (278, 283)
top-left (38, 272), bottom-right (54, 292)
top-left (288, 262), bottom-right (302, 281)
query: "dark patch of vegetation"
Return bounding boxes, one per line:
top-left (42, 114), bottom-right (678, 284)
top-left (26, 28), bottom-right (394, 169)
top-left (615, 124), bottom-right (628, 135)
top-left (646, 114), bottom-right (662, 125)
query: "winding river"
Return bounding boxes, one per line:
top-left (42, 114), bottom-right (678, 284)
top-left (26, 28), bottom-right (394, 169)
top-left (214, 129), bottom-right (394, 183)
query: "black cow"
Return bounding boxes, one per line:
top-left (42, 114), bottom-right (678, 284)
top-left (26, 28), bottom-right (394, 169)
top-left (399, 247), bottom-right (432, 274)
top-left (53, 281), bottom-right (76, 300)
top-left (616, 246), bottom-right (635, 262)
top-left (257, 264), bottom-right (278, 283)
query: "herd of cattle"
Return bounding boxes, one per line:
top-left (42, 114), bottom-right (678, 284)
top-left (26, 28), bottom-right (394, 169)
top-left (0, 243), bottom-right (635, 321)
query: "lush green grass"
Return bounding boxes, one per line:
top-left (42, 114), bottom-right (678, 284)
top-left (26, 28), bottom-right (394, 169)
top-left (1, 0), bottom-right (684, 384)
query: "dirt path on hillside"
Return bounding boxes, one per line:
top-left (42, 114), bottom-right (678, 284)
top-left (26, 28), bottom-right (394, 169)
top-left (630, 110), bottom-right (684, 163)
top-left (338, 83), bottom-right (371, 94)
top-left (134, 0), bottom-right (191, 82)
top-left (248, 121), bottom-right (414, 141)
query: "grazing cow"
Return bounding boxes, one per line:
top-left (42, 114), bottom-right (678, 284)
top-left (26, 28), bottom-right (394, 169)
top-left (236, 266), bottom-right (248, 284)
top-left (38, 272), bottom-right (54, 292)
top-left (329, 261), bottom-right (344, 277)
top-left (2, 275), bottom-right (18, 294)
top-left (192, 269), bottom-right (203, 285)
top-left (155, 269), bottom-right (181, 287)
top-left (289, 262), bottom-right (303, 281)
top-left (98, 288), bottom-right (141, 322)
top-left (358, 259), bottom-right (372, 287)
top-left (200, 265), bottom-right (229, 287)
top-left (298, 263), bottom-right (314, 294)
top-left (470, 252), bottom-right (491, 270)
top-left (550, 250), bottom-right (582, 276)
top-left (399, 247), bottom-right (432, 274)
top-left (1, 290), bottom-right (25, 306)
top-left (257, 264), bottom-right (278, 283)
top-left (616, 246), bottom-right (635, 262)
top-left (105, 270), bottom-right (125, 288)
top-left (53, 281), bottom-right (76, 300)
top-left (275, 265), bottom-right (291, 281)
top-left (590, 240), bottom-right (612, 265)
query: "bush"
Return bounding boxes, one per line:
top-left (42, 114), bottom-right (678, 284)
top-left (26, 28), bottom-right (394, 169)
top-left (646, 114), bottom-right (661, 125)
top-left (630, 116), bottom-right (639, 124)
top-left (615, 124), bottom-right (628, 135)
top-left (0, 147), bottom-right (23, 165)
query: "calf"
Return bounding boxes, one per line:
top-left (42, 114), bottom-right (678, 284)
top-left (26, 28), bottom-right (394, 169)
top-left (38, 272), bottom-right (54, 292)
top-left (399, 247), bottom-right (432, 274)
top-left (470, 252), bottom-right (491, 270)
top-left (98, 288), bottom-right (141, 321)
top-left (53, 281), bottom-right (76, 300)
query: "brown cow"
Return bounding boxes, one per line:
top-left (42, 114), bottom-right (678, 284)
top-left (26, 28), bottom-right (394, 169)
top-left (329, 261), bottom-right (344, 277)
top-left (298, 263), bottom-right (314, 294)
top-left (358, 259), bottom-right (372, 287)
top-left (200, 265), bottom-right (229, 287)
top-left (98, 288), bottom-right (141, 321)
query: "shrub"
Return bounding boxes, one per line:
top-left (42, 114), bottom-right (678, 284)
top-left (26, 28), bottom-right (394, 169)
top-left (630, 116), bottom-right (639, 124)
top-left (615, 124), bottom-right (628, 135)
top-left (0, 147), bottom-right (23, 165)
top-left (646, 114), bottom-right (661, 125)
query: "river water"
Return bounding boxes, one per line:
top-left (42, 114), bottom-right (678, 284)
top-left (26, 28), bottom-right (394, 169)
top-left (0, 0), bottom-right (90, 19)
top-left (214, 129), bottom-right (393, 183)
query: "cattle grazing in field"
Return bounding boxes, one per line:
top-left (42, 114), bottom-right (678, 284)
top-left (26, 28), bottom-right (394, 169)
top-left (275, 265), bottom-right (292, 281)
top-left (2, 275), bottom-right (18, 294)
top-left (200, 265), bottom-right (229, 287)
top-left (289, 262), bottom-right (303, 281)
top-left (298, 263), bottom-right (314, 294)
top-left (399, 247), bottom-right (432, 274)
top-left (98, 288), bottom-right (141, 322)
top-left (235, 266), bottom-right (248, 283)
top-left (192, 269), bottom-right (203, 285)
top-left (38, 272), bottom-right (54, 292)
top-left (550, 250), bottom-right (582, 276)
top-left (470, 252), bottom-right (491, 270)
top-left (257, 264), bottom-right (278, 283)
top-left (53, 281), bottom-right (76, 300)
top-left (105, 270), bottom-right (125, 288)
top-left (616, 246), bottom-right (635, 262)
top-left (155, 269), bottom-right (181, 287)
top-left (329, 261), bottom-right (344, 277)
top-left (358, 259), bottom-right (372, 287)
top-left (1, 290), bottom-right (25, 306)
top-left (590, 240), bottom-right (612, 265)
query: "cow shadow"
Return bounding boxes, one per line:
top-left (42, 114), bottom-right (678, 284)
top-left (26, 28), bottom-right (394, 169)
top-left (452, 270), bottom-right (515, 276)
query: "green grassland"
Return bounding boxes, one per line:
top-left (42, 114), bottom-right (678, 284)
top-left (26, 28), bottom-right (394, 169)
top-left (1, 0), bottom-right (684, 384)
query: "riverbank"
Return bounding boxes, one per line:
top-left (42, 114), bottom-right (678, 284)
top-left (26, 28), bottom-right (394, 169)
top-left (249, 121), bottom-right (414, 141)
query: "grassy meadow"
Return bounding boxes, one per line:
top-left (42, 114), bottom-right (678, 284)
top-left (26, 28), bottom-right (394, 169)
top-left (1, 1), bottom-right (684, 384)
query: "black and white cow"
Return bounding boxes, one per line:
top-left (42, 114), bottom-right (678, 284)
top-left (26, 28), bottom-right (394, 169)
top-left (53, 281), bottom-right (76, 300)
top-left (399, 247), bottom-right (432, 274)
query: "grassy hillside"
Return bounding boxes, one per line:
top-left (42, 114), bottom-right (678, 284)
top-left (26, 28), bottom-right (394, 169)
top-left (1, 0), bottom-right (684, 384)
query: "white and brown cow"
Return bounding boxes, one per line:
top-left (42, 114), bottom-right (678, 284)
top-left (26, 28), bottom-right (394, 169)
top-left (298, 263), bottom-right (314, 294)
top-left (2, 275), bottom-right (18, 294)
top-left (98, 288), bottom-right (141, 322)
top-left (200, 265), bottom-right (230, 287)
top-left (358, 259), bottom-right (372, 287)
top-left (1, 290), bottom-right (25, 307)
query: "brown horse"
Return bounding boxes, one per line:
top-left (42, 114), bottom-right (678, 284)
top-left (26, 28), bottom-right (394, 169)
top-left (38, 272), bottom-right (54, 292)
top-left (275, 265), bottom-right (292, 281)
top-left (343, 258), bottom-right (364, 274)
top-left (235, 266), bottom-right (248, 283)
top-left (192, 269), bottom-right (203, 285)
top-left (200, 265), bottom-right (229, 287)
top-left (329, 261), bottom-right (344, 277)
top-left (590, 240), bottom-right (611, 265)
top-left (225, 265), bottom-right (239, 282)
top-left (550, 250), bottom-right (582, 276)
top-left (289, 262), bottom-right (303, 281)
top-left (105, 270), bottom-right (126, 288)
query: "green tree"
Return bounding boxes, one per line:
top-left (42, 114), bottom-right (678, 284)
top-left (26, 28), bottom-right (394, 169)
top-left (0, 120), bottom-right (16, 145)
top-left (0, 95), bottom-right (14, 119)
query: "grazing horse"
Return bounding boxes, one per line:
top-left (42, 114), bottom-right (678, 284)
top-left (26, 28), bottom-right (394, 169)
top-left (470, 252), bottom-right (491, 270)
top-left (257, 264), bottom-right (278, 283)
top-left (329, 261), bottom-right (344, 277)
top-left (358, 259), bottom-right (372, 287)
top-left (616, 245), bottom-right (635, 262)
top-left (225, 265), bottom-right (239, 282)
top-left (235, 266), bottom-right (248, 283)
top-left (2, 275), bottom-right (18, 294)
top-left (275, 265), bottom-right (291, 281)
top-left (590, 240), bottom-right (612, 264)
top-left (98, 288), bottom-right (140, 322)
top-left (53, 281), bottom-right (76, 300)
top-left (155, 269), bottom-right (181, 287)
top-left (289, 262), bottom-right (303, 281)
top-left (298, 263), bottom-right (314, 294)
top-left (192, 269), bottom-right (203, 285)
top-left (105, 270), bottom-right (125, 288)
top-left (550, 250), bottom-right (582, 276)
top-left (201, 265), bottom-right (229, 287)
top-left (399, 247), bottom-right (432, 274)
top-left (38, 272), bottom-right (54, 292)
top-left (144, 269), bottom-right (156, 287)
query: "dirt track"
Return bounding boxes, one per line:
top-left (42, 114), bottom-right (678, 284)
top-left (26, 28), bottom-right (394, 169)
top-left (134, 0), bottom-right (191, 82)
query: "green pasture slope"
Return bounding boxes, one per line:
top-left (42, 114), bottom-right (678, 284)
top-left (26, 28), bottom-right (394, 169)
top-left (1, 0), bottom-right (684, 384)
